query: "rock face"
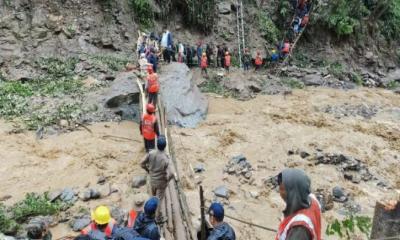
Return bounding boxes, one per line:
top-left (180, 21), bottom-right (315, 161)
top-left (159, 63), bottom-right (208, 127)
top-left (102, 71), bottom-right (140, 121)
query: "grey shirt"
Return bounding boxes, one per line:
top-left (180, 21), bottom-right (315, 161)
top-left (287, 226), bottom-right (312, 240)
top-left (140, 150), bottom-right (175, 188)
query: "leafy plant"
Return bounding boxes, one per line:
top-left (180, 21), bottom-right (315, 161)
top-left (258, 11), bottom-right (280, 43)
top-left (0, 204), bottom-right (19, 235)
top-left (88, 54), bottom-right (131, 72)
top-left (282, 77), bottom-right (305, 89)
top-left (379, 0), bottom-right (400, 39)
top-left (129, 0), bottom-right (154, 28)
top-left (350, 72), bottom-right (363, 86)
top-left (11, 193), bottom-right (62, 223)
top-left (328, 62), bottom-right (345, 79)
top-left (326, 215), bottom-right (372, 239)
top-left (387, 80), bottom-right (399, 90)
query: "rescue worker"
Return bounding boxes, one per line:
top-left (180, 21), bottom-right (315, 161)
top-left (207, 202), bottom-right (236, 240)
top-left (217, 45), bottom-right (224, 68)
top-left (81, 205), bottom-right (118, 239)
top-left (243, 48), bottom-right (251, 71)
top-left (127, 199), bottom-right (145, 228)
top-left (281, 39), bottom-right (290, 58)
top-left (140, 104), bottom-right (160, 152)
top-left (224, 51), bottom-right (231, 74)
top-left (140, 135), bottom-right (176, 222)
top-left (185, 44), bottom-right (193, 67)
top-left (147, 49), bottom-right (158, 73)
top-left (197, 42), bottom-right (203, 67)
top-left (275, 169), bottom-right (321, 240)
top-left (206, 43), bottom-right (213, 66)
top-left (271, 49), bottom-right (279, 63)
top-left (133, 197), bottom-right (160, 240)
top-left (255, 51), bottom-right (263, 71)
top-left (200, 52), bottom-right (208, 77)
top-left (178, 42), bottom-right (185, 63)
top-left (113, 227), bottom-right (150, 240)
top-left (145, 65), bottom-right (159, 105)
top-left (138, 53), bottom-right (148, 76)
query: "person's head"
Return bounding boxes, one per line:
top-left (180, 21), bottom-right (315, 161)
top-left (144, 197), bottom-right (159, 218)
top-left (157, 135), bottom-right (167, 151)
top-left (26, 221), bottom-right (46, 239)
top-left (225, 51), bottom-right (229, 56)
top-left (257, 51), bottom-right (260, 55)
top-left (272, 49), bottom-right (277, 54)
top-left (147, 64), bottom-right (154, 74)
top-left (202, 52), bottom-right (206, 57)
top-left (245, 48), bottom-right (249, 53)
top-left (146, 103), bottom-right (155, 114)
top-left (140, 53), bottom-right (146, 59)
top-left (285, 38), bottom-right (289, 43)
top-left (208, 202), bottom-right (224, 226)
top-left (92, 205), bottom-right (111, 230)
top-left (277, 169), bottom-right (311, 216)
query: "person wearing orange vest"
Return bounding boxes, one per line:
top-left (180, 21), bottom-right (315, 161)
top-left (224, 51), bottom-right (231, 74)
top-left (275, 169), bottom-right (321, 240)
top-left (255, 51), bottom-right (263, 71)
top-left (140, 104), bottom-right (160, 152)
top-left (146, 65), bottom-right (160, 106)
top-left (281, 39), bottom-right (290, 58)
top-left (81, 205), bottom-right (118, 240)
top-left (200, 52), bottom-right (208, 77)
top-left (127, 199), bottom-right (145, 228)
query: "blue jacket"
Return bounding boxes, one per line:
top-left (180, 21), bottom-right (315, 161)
top-left (113, 227), bottom-right (150, 240)
top-left (167, 32), bottom-right (173, 47)
top-left (147, 53), bottom-right (158, 71)
top-left (197, 46), bottom-right (202, 58)
top-left (207, 222), bottom-right (236, 240)
top-left (133, 213), bottom-right (160, 240)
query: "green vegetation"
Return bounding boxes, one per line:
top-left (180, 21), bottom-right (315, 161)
top-left (87, 54), bottom-right (131, 72)
top-left (0, 204), bottom-right (19, 234)
top-left (185, 0), bottom-right (216, 33)
top-left (129, 0), bottom-right (154, 28)
top-left (200, 77), bottom-right (227, 95)
top-left (258, 12), bottom-right (280, 43)
top-left (12, 193), bottom-right (62, 223)
top-left (326, 215), bottom-right (372, 239)
top-left (328, 62), bottom-right (345, 79)
top-left (282, 77), bottom-right (305, 89)
top-left (387, 80), bottom-right (400, 90)
top-left (350, 72), bottom-right (363, 86)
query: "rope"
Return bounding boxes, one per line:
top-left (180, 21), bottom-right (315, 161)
top-left (224, 214), bottom-right (277, 232)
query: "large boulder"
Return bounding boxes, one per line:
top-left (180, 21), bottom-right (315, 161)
top-left (382, 69), bottom-right (400, 87)
top-left (159, 63), bottom-right (208, 127)
top-left (102, 71), bottom-right (140, 120)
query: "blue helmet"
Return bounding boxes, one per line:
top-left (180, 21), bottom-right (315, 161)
top-left (144, 197), bottom-right (159, 216)
top-left (157, 135), bottom-right (167, 150)
top-left (208, 202), bottom-right (224, 222)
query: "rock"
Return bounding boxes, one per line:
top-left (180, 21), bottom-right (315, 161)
top-left (60, 188), bottom-right (76, 203)
top-left (351, 175), bottom-right (361, 184)
top-left (193, 164), bottom-right (205, 173)
top-left (214, 186), bottom-right (229, 199)
top-left (90, 189), bottom-right (101, 199)
top-left (300, 151), bottom-right (310, 159)
top-left (49, 190), bottom-right (62, 202)
top-left (102, 71), bottom-right (140, 121)
top-left (302, 74), bottom-right (324, 86)
top-left (394, 87), bottom-right (400, 94)
top-left (249, 191), bottom-right (259, 199)
top-left (0, 195), bottom-right (12, 201)
top-left (80, 190), bottom-right (92, 201)
top-left (59, 119), bottom-right (69, 127)
top-left (332, 186), bottom-right (345, 198)
top-left (83, 76), bottom-right (99, 88)
top-left (70, 216), bottom-right (91, 231)
top-left (343, 201), bottom-right (362, 214)
top-left (97, 176), bottom-right (106, 185)
top-left (158, 63), bottom-right (208, 127)
top-left (382, 69), bottom-right (400, 87)
top-left (218, 2), bottom-right (231, 14)
top-left (131, 176), bottom-right (147, 188)
top-left (315, 189), bottom-right (334, 212)
top-left (111, 207), bottom-right (127, 226)
top-left (27, 216), bottom-right (54, 238)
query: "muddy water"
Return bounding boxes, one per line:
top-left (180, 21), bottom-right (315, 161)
top-left (0, 121), bottom-right (148, 237)
top-left (171, 87), bottom-right (400, 240)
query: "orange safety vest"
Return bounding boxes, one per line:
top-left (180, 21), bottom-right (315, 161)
top-left (201, 56), bottom-right (208, 69)
top-left (81, 220), bottom-right (115, 238)
top-left (147, 73), bottom-right (159, 93)
top-left (282, 43), bottom-right (290, 54)
top-left (275, 194), bottom-right (321, 240)
top-left (301, 15), bottom-right (309, 27)
top-left (255, 56), bottom-right (262, 66)
top-left (141, 113), bottom-right (156, 140)
top-left (224, 55), bottom-right (231, 67)
top-left (127, 210), bottom-right (140, 228)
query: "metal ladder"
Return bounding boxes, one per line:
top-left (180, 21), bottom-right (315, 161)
top-left (236, 1), bottom-right (246, 68)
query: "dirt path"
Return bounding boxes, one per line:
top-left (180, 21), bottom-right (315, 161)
top-left (171, 87), bottom-right (400, 239)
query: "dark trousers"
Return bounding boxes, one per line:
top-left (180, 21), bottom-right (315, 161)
top-left (163, 49), bottom-right (171, 63)
top-left (255, 65), bottom-right (261, 71)
top-left (244, 62), bottom-right (250, 71)
top-left (220, 58), bottom-right (224, 68)
top-left (144, 139), bottom-right (156, 152)
top-left (148, 92), bottom-right (158, 106)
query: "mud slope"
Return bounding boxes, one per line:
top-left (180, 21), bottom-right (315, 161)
top-left (171, 87), bottom-right (400, 240)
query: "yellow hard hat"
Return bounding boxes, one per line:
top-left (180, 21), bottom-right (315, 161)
top-left (272, 49), bottom-right (276, 53)
top-left (92, 206), bottom-right (111, 225)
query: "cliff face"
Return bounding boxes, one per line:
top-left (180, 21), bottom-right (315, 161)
top-left (0, 0), bottom-right (137, 80)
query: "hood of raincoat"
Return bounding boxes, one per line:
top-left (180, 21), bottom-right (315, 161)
top-left (281, 168), bottom-right (311, 217)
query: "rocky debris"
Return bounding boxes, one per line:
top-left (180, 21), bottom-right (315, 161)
top-left (315, 152), bottom-right (375, 184)
top-left (70, 215), bottom-right (91, 231)
top-left (26, 216), bottom-right (53, 238)
top-left (49, 190), bottom-right (63, 202)
top-left (224, 155), bottom-right (254, 180)
top-left (222, 74), bottom-right (263, 99)
top-left (382, 69), bottom-right (400, 85)
top-left (159, 63), bottom-right (208, 127)
top-left (60, 188), bottom-right (77, 203)
top-left (131, 176), bottom-right (147, 188)
top-left (249, 190), bottom-right (260, 199)
top-left (340, 201), bottom-right (362, 214)
top-left (193, 164), bottom-right (205, 173)
top-left (315, 189), bottom-right (334, 212)
top-left (262, 176), bottom-right (279, 189)
top-left (0, 195), bottom-right (12, 202)
top-left (111, 207), bottom-right (127, 226)
top-left (0, 233), bottom-right (15, 240)
top-left (80, 188), bottom-right (101, 201)
top-left (218, 2), bottom-right (231, 14)
top-left (322, 103), bottom-right (378, 119)
top-left (97, 176), bottom-right (107, 185)
top-left (214, 186), bottom-right (230, 199)
top-left (302, 74), bottom-right (324, 86)
top-left (102, 71), bottom-right (140, 121)
top-left (332, 186), bottom-right (348, 203)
